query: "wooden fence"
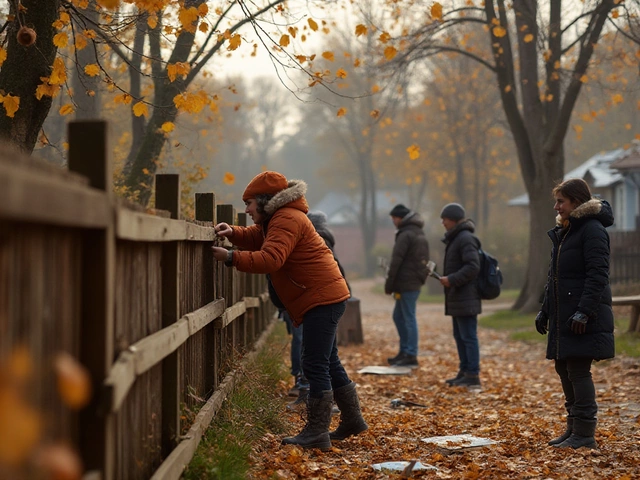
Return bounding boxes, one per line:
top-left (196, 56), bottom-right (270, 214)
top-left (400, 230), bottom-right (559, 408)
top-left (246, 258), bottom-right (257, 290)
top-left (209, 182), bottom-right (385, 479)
top-left (0, 121), bottom-right (276, 480)
top-left (610, 230), bottom-right (640, 287)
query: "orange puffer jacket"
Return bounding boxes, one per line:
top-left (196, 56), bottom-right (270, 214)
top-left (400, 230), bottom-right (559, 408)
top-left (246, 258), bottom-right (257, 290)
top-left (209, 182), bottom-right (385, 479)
top-left (229, 180), bottom-right (350, 326)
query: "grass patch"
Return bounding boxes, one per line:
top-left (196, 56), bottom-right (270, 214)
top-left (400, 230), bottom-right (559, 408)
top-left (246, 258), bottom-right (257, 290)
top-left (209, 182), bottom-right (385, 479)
top-left (480, 310), bottom-right (640, 356)
top-left (183, 323), bottom-right (290, 480)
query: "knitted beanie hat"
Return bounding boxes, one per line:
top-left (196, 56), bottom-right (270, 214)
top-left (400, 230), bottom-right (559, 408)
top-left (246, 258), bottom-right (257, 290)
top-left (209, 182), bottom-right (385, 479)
top-left (389, 204), bottom-right (411, 218)
top-left (440, 203), bottom-right (465, 221)
top-left (242, 171), bottom-right (288, 201)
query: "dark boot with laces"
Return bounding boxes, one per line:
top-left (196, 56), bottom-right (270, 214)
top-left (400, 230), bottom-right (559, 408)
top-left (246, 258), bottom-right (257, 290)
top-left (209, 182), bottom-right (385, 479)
top-left (329, 382), bottom-right (368, 441)
top-left (282, 390), bottom-right (333, 450)
top-left (445, 371), bottom-right (464, 385)
top-left (554, 418), bottom-right (597, 450)
top-left (548, 417), bottom-right (573, 446)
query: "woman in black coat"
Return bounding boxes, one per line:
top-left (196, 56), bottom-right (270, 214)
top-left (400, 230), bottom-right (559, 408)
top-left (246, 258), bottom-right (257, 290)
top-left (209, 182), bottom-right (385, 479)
top-left (535, 178), bottom-right (615, 450)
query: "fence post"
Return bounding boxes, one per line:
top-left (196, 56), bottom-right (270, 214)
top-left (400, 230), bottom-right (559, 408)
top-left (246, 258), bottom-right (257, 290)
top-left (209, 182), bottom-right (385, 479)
top-left (236, 213), bottom-right (249, 347)
top-left (68, 120), bottom-right (115, 480)
top-left (216, 204), bottom-right (236, 363)
top-left (156, 174), bottom-right (181, 457)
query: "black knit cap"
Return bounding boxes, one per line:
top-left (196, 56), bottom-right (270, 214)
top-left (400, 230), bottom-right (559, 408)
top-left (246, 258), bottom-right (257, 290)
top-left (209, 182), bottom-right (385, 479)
top-left (389, 204), bottom-right (411, 218)
top-left (440, 203), bottom-right (465, 221)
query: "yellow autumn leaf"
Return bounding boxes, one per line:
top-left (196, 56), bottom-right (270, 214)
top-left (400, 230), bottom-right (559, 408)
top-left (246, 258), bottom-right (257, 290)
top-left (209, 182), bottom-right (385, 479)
top-left (132, 101), bottom-right (148, 117)
top-left (228, 34), bottom-right (242, 51)
top-left (75, 34), bottom-right (87, 50)
top-left (59, 104), bottom-right (75, 116)
top-left (84, 64), bottom-right (100, 77)
top-left (223, 172), bottom-right (235, 185)
top-left (167, 62), bottom-right (190, 82)
top-left (279, 34), bottom-right (290, 47)
top-left (337, 107), bottom-right (347, 117)
top-left (2, 94), bottom-right (20, 118)
top-left (524, 33), bottom-right (534, 43)
top-left (431, 2), bottom-right (443, 20)
top-left (372, 84), bottom-right (380, 93)
top-left (199, 22), bottom-right (209, 33)
top-left (35, 80), bottom-right (60, 100)
top-left (83, 29), bottom-right (97, 39)
top-left (114, 93), bottom-right (132, 104)
top-left (288, 27), bottom-right (297, 38)
top-left (625, 123), bottom-right (631, 130)
top-left (336, 68), bottom-right (347, 79)
top-left (612, 93), bottom-right (623, 105)
top-left (322, 51), bottom-right (335, 61)
top-left (97, 0), bottom-right (120, 9)
top-left (504, 85), bottom-right (512, 92)
top-left (147, 15), bottom-right (158, 29)
top-left (579, 75), bottom-right (588, 83)
top-left (611, 10), bottom-right (619, 19)
top-left (178, 6), bottom-right (199, 33)
top-left (355, 24), bottom-right (367, 37)
top-left (370, 109), bottom-right (380, 118)
top-left (49, 58), bottom-right (67, 85)
top-left (173, 92), bottom-right (207, 113)
top-left (198, 3), bottom-right (208, 16)
top-left (53, 32), bottom-right (68, 48)
top-left (161, 122), bottom-right (175, 133)
top-left (407, 144), bottom-right (420, 160)
top-left (379, 32), bottom-right (391, 44)
top-left (493, 26), bottom-right (507, 38)
top-left (308, 18), bottom-right (318, 31)
top-left (0, 48), bottom-right (6, 67)
top-left (384, 46), bottom-right (397, 60)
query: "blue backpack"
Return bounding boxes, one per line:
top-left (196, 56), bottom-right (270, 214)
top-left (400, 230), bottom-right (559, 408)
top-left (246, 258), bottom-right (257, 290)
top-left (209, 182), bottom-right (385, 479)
top-left (477, 248), bottom-right (503, 300)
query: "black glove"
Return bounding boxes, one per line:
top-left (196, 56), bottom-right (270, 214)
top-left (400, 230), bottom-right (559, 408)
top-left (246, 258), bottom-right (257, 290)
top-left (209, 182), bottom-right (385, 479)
top-left (535, 311), bottom-right (548, 335)
top-left (569, 311), bottom-right (588, 334)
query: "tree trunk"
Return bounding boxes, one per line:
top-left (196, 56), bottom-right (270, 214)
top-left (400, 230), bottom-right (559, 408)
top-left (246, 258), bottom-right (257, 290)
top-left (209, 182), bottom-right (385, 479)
top-left (72, 0), bottom-right (101, 120)
top-left (0, 0), bottom-right (60, 152)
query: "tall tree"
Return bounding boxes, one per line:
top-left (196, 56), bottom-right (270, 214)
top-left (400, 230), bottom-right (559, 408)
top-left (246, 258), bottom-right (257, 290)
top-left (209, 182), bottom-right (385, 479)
top-left (382, 0), bottom-right (623, 311)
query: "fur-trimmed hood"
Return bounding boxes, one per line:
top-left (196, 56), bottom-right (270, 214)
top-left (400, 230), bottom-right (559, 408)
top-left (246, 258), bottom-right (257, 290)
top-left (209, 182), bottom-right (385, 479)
top-left (264, 179), bottom-right (309, 216)
top-left (556, 198), bottom-right (614, 228)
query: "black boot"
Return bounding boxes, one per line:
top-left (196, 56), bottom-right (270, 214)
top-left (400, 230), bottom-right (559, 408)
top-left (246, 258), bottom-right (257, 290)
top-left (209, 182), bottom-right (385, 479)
top-left (452, 373), bottom-right (481, 387)
top-left (445, 371), bottom-right (464, 385)
top-left (329, 382), bottom-right (369, 441)
top-left (548, 417), bottom-right (573, 446)
top-left (387, 352), bottom-right (404, 365)
top-left (554, 418), bottom-right (597, 449)
top-left (282, 390), bottom-right (333, 450)
top-left (394, 354), bottom-right (418, 367)
top-left (286, 388), bottom-right (309, 412)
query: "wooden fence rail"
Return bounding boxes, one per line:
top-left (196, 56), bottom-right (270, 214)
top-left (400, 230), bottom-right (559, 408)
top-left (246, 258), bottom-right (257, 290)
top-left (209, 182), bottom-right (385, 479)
top-left (0, 121), bottom-right (275, 480)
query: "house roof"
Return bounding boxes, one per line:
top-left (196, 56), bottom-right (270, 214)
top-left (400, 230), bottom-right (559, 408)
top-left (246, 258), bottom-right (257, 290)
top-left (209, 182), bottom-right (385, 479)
top-left (312, 190), bottom-right (410, 225)
top-left (508, 148), bottom-right (626, 207)
top-left (610, 141), bottom-right (640, 171)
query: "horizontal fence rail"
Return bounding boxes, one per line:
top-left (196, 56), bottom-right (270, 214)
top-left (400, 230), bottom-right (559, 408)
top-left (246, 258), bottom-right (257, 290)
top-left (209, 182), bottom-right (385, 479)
top-left (0, 121), bottom-right (275, 480)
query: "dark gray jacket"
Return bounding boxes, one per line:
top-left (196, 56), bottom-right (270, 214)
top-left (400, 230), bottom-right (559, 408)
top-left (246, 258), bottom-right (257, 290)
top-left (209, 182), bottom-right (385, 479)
top-left (385, 212), bottom-right (430, 293)
top-left (541, 199), bottom-right (614, 361)
top-left (442, 220), bottom-right (481, 316)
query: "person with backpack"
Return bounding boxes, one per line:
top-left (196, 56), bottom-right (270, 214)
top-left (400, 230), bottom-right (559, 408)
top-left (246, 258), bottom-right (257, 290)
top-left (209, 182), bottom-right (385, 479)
top-left (535, 178), bottom-right (614, 449)
top-left (439, 203), bottom-right (482, 388)
top-left (384, 204), bottom-right (430, 367)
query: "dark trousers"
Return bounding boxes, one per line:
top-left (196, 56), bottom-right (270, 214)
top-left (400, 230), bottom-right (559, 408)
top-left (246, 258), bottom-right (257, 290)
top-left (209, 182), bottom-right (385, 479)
top-left (301, 301), bottom-right (350, 398)
top-left (554, 358), bottom-right (597, 420)
top-left (452, 315), bottom-right (480, 375)
top-left (283, 311), bottom-right (303, 377)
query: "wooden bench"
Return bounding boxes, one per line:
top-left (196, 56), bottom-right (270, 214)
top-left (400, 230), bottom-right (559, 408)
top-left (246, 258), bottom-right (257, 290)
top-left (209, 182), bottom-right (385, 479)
top-left (611, 295), bottom-right (640, 333)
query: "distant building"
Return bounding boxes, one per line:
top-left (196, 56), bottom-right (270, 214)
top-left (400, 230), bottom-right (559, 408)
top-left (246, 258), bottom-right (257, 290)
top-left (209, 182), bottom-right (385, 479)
top-left (508, 142), bottom-right (640, 231)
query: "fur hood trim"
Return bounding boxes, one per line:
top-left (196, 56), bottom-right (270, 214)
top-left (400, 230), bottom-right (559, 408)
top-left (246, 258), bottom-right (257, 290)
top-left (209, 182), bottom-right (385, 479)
top-left (555, 198), bottom-right (610, 226)
top-left (264, 179), bottom-right (307, 215)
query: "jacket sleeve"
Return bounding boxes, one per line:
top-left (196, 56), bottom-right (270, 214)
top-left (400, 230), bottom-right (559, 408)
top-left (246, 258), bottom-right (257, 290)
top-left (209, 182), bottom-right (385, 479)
top-left (232, 212), bottom-right (300, 274)
top-left (448, 236), bottom-right (480, 287)
top-left (578, 222), bottom-right (610, 317)
top-left (230, 224), bottom-right (264, 251)
top-left (385, 230), bottom-right (412, 293)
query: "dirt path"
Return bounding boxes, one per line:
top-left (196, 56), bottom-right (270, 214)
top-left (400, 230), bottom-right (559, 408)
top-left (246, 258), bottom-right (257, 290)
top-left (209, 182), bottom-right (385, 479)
top-left (251, 279), bottom-right (640, 479)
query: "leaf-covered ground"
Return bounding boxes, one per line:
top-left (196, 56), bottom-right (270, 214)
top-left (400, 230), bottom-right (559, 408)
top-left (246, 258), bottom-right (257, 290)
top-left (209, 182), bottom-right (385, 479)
top-left (250, 279), bottom-right (640, 479)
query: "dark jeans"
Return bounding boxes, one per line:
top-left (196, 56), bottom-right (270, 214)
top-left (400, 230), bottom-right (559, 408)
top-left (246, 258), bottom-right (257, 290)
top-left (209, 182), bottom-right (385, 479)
top-left (301, 301), bottom-right (350, 398)
top-left (452, 315), bottom-right (480, 375)
top-left (283, 311), bottom-right (303, 377)
top-left (392, 290), bottom-right (420, 356)
top-left (554, 358), bottom-right (597, 420)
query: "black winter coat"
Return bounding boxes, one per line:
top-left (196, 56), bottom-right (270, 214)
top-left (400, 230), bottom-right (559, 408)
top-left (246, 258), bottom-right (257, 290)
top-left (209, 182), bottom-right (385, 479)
top-left (541, 199), bottom-right (615, 361)
top-left (442, 220), bottom-right (481, 317)
top-left (385, 212), bottom-right (430, 293)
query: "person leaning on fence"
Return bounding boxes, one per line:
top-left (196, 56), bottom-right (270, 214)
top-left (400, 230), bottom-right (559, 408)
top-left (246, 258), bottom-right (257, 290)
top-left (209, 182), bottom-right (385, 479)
top-left (385, 204), bottom-right (430, 367)
top-left (535, 178), bottom-right (615, 450)
top-left (439, 203), bottom-right (482, 388)
top-left (211, 171), bottom-right (368, 450)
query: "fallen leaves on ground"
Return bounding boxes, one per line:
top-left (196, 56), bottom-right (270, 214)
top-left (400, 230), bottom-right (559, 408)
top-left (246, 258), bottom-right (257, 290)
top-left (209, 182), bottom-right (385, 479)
top-left (250, 279), bottom-right (640, 479)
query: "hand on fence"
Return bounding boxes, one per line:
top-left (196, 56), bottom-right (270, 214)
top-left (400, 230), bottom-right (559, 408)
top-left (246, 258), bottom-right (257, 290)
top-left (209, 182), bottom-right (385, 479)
top-left (211, 246), bottom-right (230, 262)
top-left (214, 222), bottom-right (233, 237)
top-left (535, 311), bottom-right (548, 335)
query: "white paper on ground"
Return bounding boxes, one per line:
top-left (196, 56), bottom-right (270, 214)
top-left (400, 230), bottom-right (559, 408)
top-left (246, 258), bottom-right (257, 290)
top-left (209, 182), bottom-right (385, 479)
top-left (357, 365), bottom-right (413, 375)
top-left (421, 434), bottom-right (498, 451)
top-left (371, 461), bottom-right (437, 473)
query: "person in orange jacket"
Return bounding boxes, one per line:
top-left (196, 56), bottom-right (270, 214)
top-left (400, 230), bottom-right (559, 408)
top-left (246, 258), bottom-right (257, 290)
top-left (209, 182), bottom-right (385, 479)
top-left (211, 171), bottom-right (367, 450)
